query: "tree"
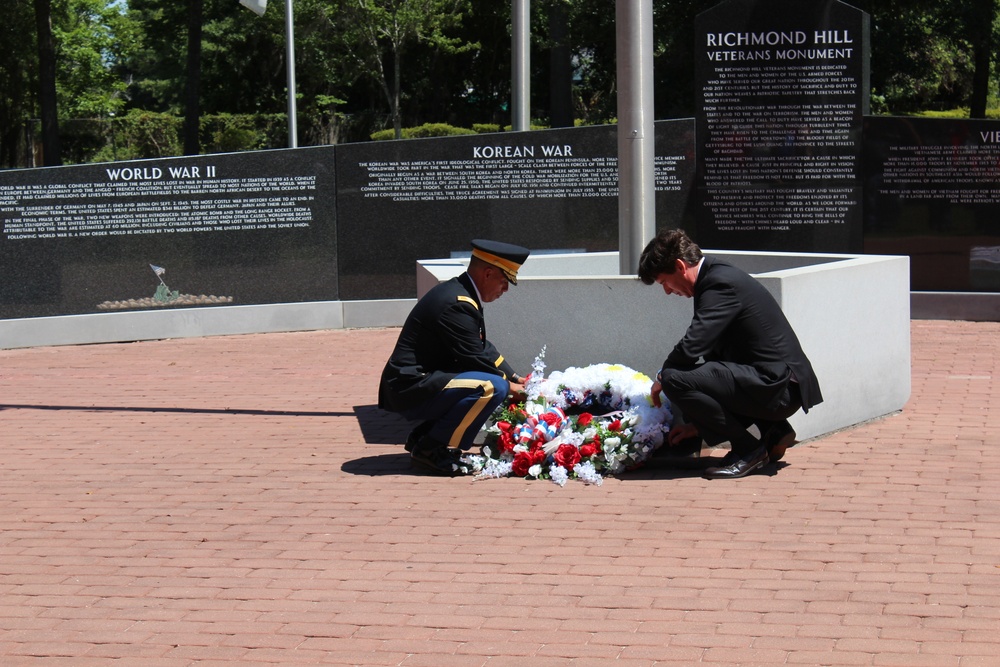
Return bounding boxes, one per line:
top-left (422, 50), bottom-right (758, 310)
top-left (855, 0), bottom-right (996, 114)
top-left (54, 0), bottom-right (135, 118)
top-left (942, 0), bottom-right (999, 118)
top-left (0, 0), bottom-right (37, 167)
top-left (35, 0), bottom-right (62, 165)
top-left (342, 0), bottom-right (477, 139)
top-left (184, 0), bottom-right (202, 154)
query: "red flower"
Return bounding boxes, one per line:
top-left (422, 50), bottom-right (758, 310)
top-left (554, 443), bottom-right (581, 470)
top-left (497, 420), bottom-right (512, 432)
top-left (608, 419), bottom-right (622, 432)
top-left (511, 451), bottom-right (533, 477)
top-left (496, 431), bottom-right (515, 454)
top-left (539, 412), bottom-right (562, 427)
top-left (530, 448), bottom-right (547, 465)
top-left (579, 443), bottom-right (599, 459)
top-left (576, 413), bottom-right (593, 427)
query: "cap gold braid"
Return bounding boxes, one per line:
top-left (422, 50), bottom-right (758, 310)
top-left (471, 248), bottom-right (521, 280)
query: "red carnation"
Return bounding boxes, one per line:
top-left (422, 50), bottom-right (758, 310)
top-left (496, 431), bottom-right (515, 454)
top-left (608, 419), bottom-right (622, 432)
top-left (530, 448), bottom-right (547, 465)
top-left (576, 413), bottom-right (593, 427)
top-left (496, 420), bottom-right (512, 432)
top-left (579, 443), bottom-right (599, 459)
top-left (511, 451), bottom-right (533, 477)
top-left (539, 412), bottom-right (561, 427)
top-left (554, 443), bottom-right (582, 470)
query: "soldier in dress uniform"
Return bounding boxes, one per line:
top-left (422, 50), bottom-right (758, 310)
top-left (379, 239), bottom-right (531, 476)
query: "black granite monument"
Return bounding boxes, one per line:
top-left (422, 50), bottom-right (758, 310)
top-left (863, 116), bottom-right (1000, 292)
top-left (693, 0), bottom-right (870, 252)
top-left (334, 121), bottom-right (695, 299)
top-left (0, 148), bottom-right (337, 319)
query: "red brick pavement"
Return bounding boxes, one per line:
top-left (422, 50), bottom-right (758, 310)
top-left (0, 320), bottom-right (998, 666)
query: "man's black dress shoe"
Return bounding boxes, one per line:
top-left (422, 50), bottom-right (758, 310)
top-left (652, 435), bottom-right (703, 458)
top-left (404, 421), bottom-right (433, 453)
top-left (760, 420), bottom-right (796, 462)
top-left (410, 436), bottom-right (467, 477)
top-left (702, 445), bottom-right (769, 479)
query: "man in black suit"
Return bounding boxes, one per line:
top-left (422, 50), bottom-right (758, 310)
top-left (379, 239), bottom-right (530, 476)
top-left (638, 229), bottom-right (822, 479)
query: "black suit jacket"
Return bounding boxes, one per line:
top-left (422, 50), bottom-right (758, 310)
top-left (378, 273), bottom-right (515, 413)
top-left (662, 256), bottom-right (823, 413)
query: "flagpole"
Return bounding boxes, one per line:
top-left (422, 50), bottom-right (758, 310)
top-left (238, 0), bottom-right (295, 147)
top-left (511, 0), bottom-right (530, 132)
top-left (285, 0), bottom-right (298, 148)
top-left (150, 264), bottom-right (168, 287)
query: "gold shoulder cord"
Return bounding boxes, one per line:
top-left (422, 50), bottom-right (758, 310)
top-left (456, 295), bottom-right (479, 310)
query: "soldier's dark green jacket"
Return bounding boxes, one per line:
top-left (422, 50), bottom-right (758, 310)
top-left (378, 273), bottom-right (516, 413)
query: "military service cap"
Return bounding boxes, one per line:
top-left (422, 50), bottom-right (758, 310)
top-left (471, 239), bottom-right (530, 285)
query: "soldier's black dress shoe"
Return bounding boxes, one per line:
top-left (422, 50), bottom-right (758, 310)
top-left (410, 436), bottom-right (467, 477)
top-left (760, 420), bottom-right (796, 462)
top-left (404, 421), bottom-right (433, 452)
top-left (702, 445), bottom-right (769, 479)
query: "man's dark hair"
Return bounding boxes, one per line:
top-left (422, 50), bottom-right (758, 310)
top-left (637, 228), bottom-right (704, 285)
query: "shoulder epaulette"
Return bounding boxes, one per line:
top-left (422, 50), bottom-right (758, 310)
top-left (456, 295), bottom-right (480, 310)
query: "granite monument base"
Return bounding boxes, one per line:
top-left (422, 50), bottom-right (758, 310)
top-left (0, 299), bottom-right (413, 350)
top-left (418, 250), bottom-right (911, 442)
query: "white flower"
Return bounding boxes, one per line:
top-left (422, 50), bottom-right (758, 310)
top-left (478, 361), bottom-right (675, 485)
top-left (474, 458), bottom-right (513, 479)
top-left (525, 345), bottom-right (547, 401)
top-left (549, 465), bottom-right (569, 487)
top-left (573, 461), bottom-right (603, 486)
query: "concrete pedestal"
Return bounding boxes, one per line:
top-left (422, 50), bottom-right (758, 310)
top-left (418, 250), bottom-right (911, 441)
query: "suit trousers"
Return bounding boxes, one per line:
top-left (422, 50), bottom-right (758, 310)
top-left (401, 372), bottom-right (508, 450)
top-left (661, 361), bottom-right (802, 455)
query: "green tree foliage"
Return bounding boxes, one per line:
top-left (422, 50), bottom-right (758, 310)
top-left (3, 0), bottom-right (1000, 168)
top-left (55, 0), bottom-right (136, 118)
top-left (125, 0), bottom-right (362, 143)
top-left (0, 0), bottom-right (38, 166)
top-left (341, 0), bottom-right (478, 139)
top-left (855, 0), bottom-right (999, 115)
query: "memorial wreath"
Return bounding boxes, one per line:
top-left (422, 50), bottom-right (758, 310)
top-left (466, 348), bottom-right (673, 486)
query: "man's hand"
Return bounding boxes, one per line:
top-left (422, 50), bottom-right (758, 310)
top-left (667, 422), bottom-right (699, 446)
top-left (650, 380), bottom-right (664, 407)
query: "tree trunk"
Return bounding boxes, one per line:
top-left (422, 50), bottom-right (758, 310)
top-left (183, 0), bottom-right (203, 155)
top-left (392, 49), bottom-right (402, 140)
top-left (33, 0), bottom-right (61, 166)
top-left (549, 2), bottom-right (573, 128)
top-left (967, 0), bottom-right (996, 118)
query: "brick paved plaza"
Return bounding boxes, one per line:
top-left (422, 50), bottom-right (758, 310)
top-left (1, 320), bottom-right (998, 666)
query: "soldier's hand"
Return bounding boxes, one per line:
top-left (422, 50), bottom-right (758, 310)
top-left (508, 381), bottom-right (527, 401)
